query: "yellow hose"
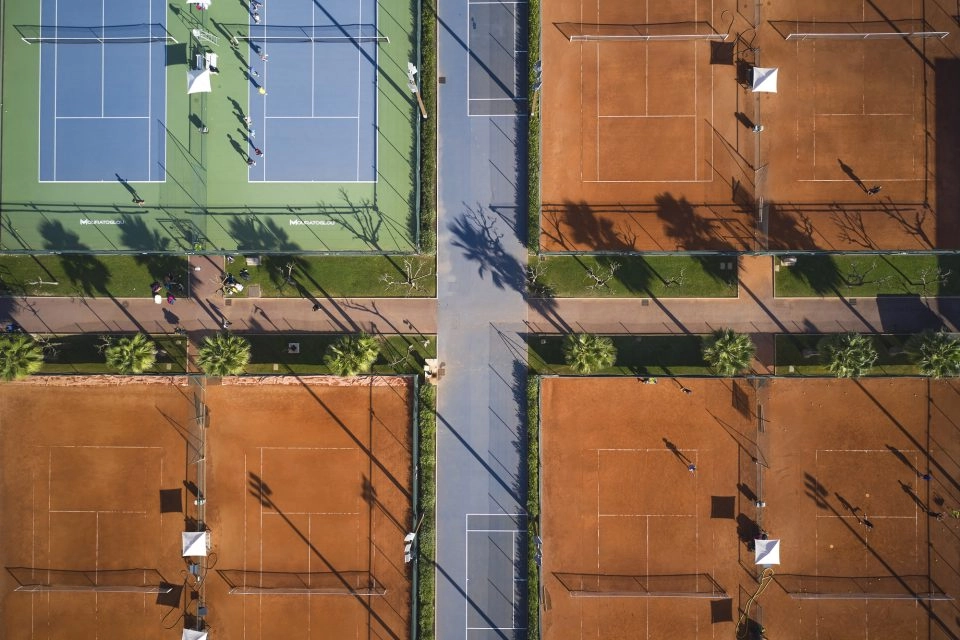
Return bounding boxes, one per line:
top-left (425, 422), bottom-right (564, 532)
top-left (736, 567), bottom-right (775, 638)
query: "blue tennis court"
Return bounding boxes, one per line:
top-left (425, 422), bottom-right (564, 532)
top-left (246, 0), bottom-right (378, 182)
top-left (38, 0), bottom-right (167, 182)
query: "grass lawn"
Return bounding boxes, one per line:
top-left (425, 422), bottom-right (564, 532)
top-left (37, 334), bottom-right (188, 374)
top-left (775, 255), bottom-right (960, 297)
top-left (224, 255), bottom-right (436, 298)
top-left (0, 255), bottom-right (188, 297)
top-left (533, 255), bottom-right (738, 298)
top-left (774, 334), bottom-right (918, 376)
top-left (528, 334), bottom-right (711, 375)
top-left (244, 334), bottom-right (436, 375)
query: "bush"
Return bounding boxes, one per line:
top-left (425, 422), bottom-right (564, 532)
top-left (417, 383), bottom-right (437, 640)
top-left (526, 377), bottom-right (541, 639)
top-left (419, 1), bottom-right (438, 253)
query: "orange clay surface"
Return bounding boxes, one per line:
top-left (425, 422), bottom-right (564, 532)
top-left (0, 375), bottom-right (413, 640)
top-left (540, 377), bottom-right (960, 639)
top-left (539, 0), bottom-right (960, 251)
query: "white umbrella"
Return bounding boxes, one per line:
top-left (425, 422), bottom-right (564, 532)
top-left (182, 531), bottom-right (209, 557)
top-left (187, 69), bottom-right (212, 94)
top-left (754, 538), bottom-right (781, 565)
top-left (752, 67), bottom-right (778, 93)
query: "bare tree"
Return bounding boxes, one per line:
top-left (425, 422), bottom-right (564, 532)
top-left (585, 261), bottom-right (620, 290)
top-left (917, 267), bottom-right (952, 297)
top-left (526, 256), bottom-right (553, 297)
top-left (664, 267), bottom-right (687, 288)
top-left (379, 259), bottom-right (434, 294)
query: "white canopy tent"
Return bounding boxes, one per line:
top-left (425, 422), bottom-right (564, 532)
top-left (182, 630), bottom-right (208, 640)
top-left (752, 67), bottom-right (779, 93)
top-left (182, 531), bottom-right (209, 557)
top-left (754, 538), bottom-right (781, 565)
top-left (187, 69), bottom-right (212, 94)
top-left (185, 0), bottom-right (212, 9)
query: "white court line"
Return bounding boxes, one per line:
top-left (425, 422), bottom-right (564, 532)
top-left (50, 510), bottom-right (148, 514)
top-left (356, 0), bottom-right (363, 181)
top-left (796, 178), bottom-right (919, 183)
top-left (258, 446), bottom-right (354, 450)
top-left (600, 513), bottom-right (695, 518)
top-left (464, 515), bottom-right (526, 638)
top-left (263, 511), bottom-right (360, 516)
top-left (51, 445), bottom-right (161, 449)
top-left (467, 97), bottom-right (527, 102)
top-left (816, 112), bottom-right (913, 117)
top-left (55, 116), bottom-right (150, 119)
top-left (264, 115), bottom-right (358, 119)
top-left (53, 0), bottom-right (59, 180)
top-left (100, 0), bottom-right (105, 118)
top-left (597, 114), bottom-right (695, 118)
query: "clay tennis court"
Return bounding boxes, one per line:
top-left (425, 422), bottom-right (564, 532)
top-left (539, 377), bottom-right (960, 639)
top-left (0, 377), bottom-right (199, 639)
top-left (203, 376), bottom-right (413, 640)
top-left (539, 0), bottom-right (960, 252)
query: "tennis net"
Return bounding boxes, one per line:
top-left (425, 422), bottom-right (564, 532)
top-left (217, 569), bottom-right (386, 595)
top-left (555, 572), bottom-right (728, 598)
top-left (771, 19), bottom-right (949, 40)
top-left (17, 23), bottom-right (178, 44)
top-left (8, 567), bottom-right (171, 593)
top-left (556, 21), bottom-right (726, 42)
top-left (234, 24), bottom-right (388, 44)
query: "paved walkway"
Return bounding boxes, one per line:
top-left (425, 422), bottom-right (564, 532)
top-left (1, 255), bottom-right (437, 336)
top-left (528, 256), bottom-right (960, 336)
top-left (433, 0), bottom-right (530, 636)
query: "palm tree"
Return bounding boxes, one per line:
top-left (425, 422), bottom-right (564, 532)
top-left (0, 334), bottom-right (45, 381)
top-left (563, 333), bottom-right (616, 374)
top-left (906, 330), bottom-right (960, 379)
top-left (324, 333), bottom-right (381, 376)
top-left (196, 332), bottom-right (250, 376)
top-left (702, 329), bottom-right (755, 376)
top-left (104, 333), bottom-right (157, 374)
top-left (819, 332), bottom-right (877, 378)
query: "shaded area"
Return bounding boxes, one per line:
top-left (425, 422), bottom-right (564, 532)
top-left (935, 58), bottom-right (960, 249)
top-left (527, 334), bottom-right (709, 375)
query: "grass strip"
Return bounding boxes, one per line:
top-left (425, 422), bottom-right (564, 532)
top-left (527, 0), bottom-right (542, 253)
top-left (533, 255), bottom-right (737, 298)
top-left (35, 334), bottom-right (188, 374)
top-left (244, 334), bottom-right (436, 375)
top-left (528, 334), bottom-right (711, 375)
top-left (225, 255), bottom-right (436, 298)
top-left (0, 255), bottom-right (187, 297)
top-left (775, 254), bottom-right (960, 297)
top-left (419, 0), bottom-right (438, 253)
top-left (417, 383), bottom-right (437, 640)
top-left (774, 334), bottom-right (921, 376)
top-left (526, 377), bottom-right (541, 640)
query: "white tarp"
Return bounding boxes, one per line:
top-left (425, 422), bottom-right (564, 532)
top-left (182, 630), bottom-right (208, 640)
top-left (754, 538), bottom-right (781, 565)
top-left (182, 531), bottom-right (209, 557)
top-left (187, 69), bottom-right (212, 94)
top-left (752, 67), bottom-right (778, 93)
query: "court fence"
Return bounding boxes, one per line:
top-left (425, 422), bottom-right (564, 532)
top-left (770, 20), bottom-right (949, 41)
top-left (217, 569), bottom-right (386, 595)
top-left (775, 574), bottom-right (953, 600)
top-left (7, 567), bottom-right (172, 593)
top-left (555, 572), bottom-right (728, 598)
top-left (556, 21), bottom-right (727, 42)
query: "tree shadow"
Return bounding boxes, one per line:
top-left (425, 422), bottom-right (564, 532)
top-left (225, 215), bottom-right (301, 252)
top-left (785, 255), bottom-right (843, 295)
top-left (39, 221), bottom-right (110, 296)
top-left (765, 202), bottom-right (819, 250)
top-left (449, 206), bottom-right (525, 293)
